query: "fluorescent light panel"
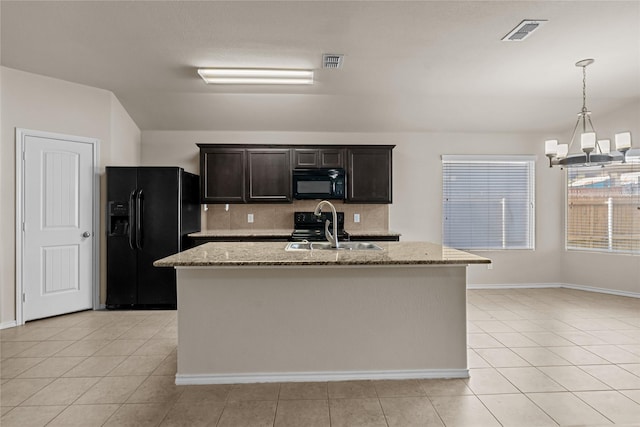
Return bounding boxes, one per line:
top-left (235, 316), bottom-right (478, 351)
top-left (198, 68), bottom-right (314, 85)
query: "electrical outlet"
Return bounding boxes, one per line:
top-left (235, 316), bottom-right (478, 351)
top-left (247, 213), bottom-right (254, 223)
top-left (354, 213), bottom-right (360, 223)
top-left (487, 263), bottom-right (493, 270)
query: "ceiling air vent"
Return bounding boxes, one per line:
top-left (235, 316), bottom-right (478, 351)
top-left (323, 54), bottom-right (344, 69)
top-left (502, 20), bottom-right (547, 42)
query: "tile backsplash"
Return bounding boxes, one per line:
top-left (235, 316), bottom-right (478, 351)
top-left (203, 201), bottom-right (389, 231)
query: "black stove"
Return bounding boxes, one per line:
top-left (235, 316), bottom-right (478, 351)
top-left (290, 211), bottom-right (349, 241)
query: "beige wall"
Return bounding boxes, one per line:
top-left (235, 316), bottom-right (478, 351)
top-left (0, 67), bottom-right (140, 325)
top-left (390, 133), bottom-right (565, 287)
top-left (2, 67), bottom-right (635, 327)
top-left (141, 124), bottom-right (638, 294)
top-left (141, 130), bottom-right (564, 287)
top-left (109, 94), bottom-right (141, 166)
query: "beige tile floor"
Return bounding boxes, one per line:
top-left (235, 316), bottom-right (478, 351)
top-left (1, 288), bottom-right (639, 426)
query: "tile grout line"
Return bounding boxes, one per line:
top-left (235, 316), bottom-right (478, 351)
top-left (2, 291), bottom-right (638, 426)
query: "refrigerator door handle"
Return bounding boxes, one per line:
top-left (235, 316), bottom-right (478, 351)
top-left (128, 189), bottom-right (136, 250)
top-left (136, 189), bottom-right (144, 250)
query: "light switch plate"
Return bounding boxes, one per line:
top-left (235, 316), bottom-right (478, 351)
top-left (354, 213), bottom-right (360, 223)
top-left (248, 213), bottom-right (254, 223)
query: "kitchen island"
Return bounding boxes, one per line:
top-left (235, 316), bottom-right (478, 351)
top-left (154, 241), bottom-right (490, 385)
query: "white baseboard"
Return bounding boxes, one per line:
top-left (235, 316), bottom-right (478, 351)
top-left (175, 369), bottom-right (469, 385)
top-left (468, 282), bottom-right (640, 298)
top-left (0, 320), bottom-right (18, 330)
top-left (559, 283), bottom-right (640, 299)
top-left (468, 283), bottom-right (561, 290)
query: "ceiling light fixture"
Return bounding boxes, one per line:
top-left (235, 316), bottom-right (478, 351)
top-left (197, 68), bottom-right (314, 85)
top-left (545, 59), bottom-right (634, 168)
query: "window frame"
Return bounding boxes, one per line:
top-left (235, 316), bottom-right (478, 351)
top-left (441, 154), bottom-right (536, 251)
top-left (564, 161), bottom-right (640, 255)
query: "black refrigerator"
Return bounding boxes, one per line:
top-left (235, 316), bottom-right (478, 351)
top-left (106, 167), bottom-right (200, 309)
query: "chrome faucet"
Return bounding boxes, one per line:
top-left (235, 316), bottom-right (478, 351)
top-left (314, 200), bottom-right (339, 248)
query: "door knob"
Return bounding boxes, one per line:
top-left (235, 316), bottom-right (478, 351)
top-left (82, 231), bottom-right (91, 238)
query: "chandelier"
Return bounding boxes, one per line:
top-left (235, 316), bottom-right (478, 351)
top-left (545, 59), bottom-right (633, 168)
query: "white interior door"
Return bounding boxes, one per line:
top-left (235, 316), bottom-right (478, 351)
top-left (19, 130), bottom-right (98, 322)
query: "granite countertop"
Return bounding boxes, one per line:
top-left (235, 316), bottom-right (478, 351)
top-left (188, 229), bottom-right (401, 238)
top-left (154, 241), bottom-right (491, 267)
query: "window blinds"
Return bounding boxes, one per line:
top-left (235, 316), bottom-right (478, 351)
top-left (567, 162), bottom-right (640, 254)
top-left (442, 156), bottom-right (535, 250)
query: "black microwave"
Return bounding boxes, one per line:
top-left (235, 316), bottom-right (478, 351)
top-left (292, 168), bottom-right (346, 200)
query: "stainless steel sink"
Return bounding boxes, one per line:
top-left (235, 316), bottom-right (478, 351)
top-left (338, 242), bottom-right (383, 250)
top-left (285, 241), bottom-right (383, 251)
top-left (286, 242), bottom-right (314, 251)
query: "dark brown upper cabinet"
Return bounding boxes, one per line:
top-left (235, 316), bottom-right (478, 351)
top-left (347, 147), bottom-right (393, 203)
top-left (200, 147), bottom-right (246, 203)
top-left (293, 148), bottom-right (345, 168)
top-left (198, 144), bottom-right (393, 204)
top-left (246, 148), bottom-right (292, 202)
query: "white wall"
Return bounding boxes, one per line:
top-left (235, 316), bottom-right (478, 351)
top-left (0, 67), bottom-right (141, 325)
top-left (109, 94), bottom-right (141, 166)
top-left (141, 130), bottom-right (564, 287)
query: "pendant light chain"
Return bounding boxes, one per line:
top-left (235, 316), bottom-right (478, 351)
top-left (582, 64), bottom-right (587, 114)
top-left (581, 63), bottom-right (589, 133)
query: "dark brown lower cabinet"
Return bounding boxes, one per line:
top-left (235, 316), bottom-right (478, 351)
top-left (187, 235), bottom-right (290, 248)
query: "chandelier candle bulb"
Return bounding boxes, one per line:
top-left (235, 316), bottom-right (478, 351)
top-left (581, 132), bottom-right (596, 151)
top-left (598, 140), bottom-right (611, 154)
top-left (615, 132), bottom-right (632, 150)
top-left (557, 144), bottom-right (569, 158)
top-left (545, 140), bottom-right (558, 155)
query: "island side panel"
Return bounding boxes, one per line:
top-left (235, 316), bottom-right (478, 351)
top-left (176, 265), bottom-right (468, 383)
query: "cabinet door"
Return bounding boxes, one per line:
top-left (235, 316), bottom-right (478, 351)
top-left (200, 148), bottom-right (246, 203)
top-left (246, 149), bottom-right (292, 202)
top-left (294, 148), bottom-right (344, 168)
top-left (347, 148), bottom-right (392, 203)
top-left (319, 149), bottom-right (345, 168)
top-left (294, 149), bottom-right (319, 168)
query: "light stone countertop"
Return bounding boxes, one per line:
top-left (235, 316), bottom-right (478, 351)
top-left (188, 229), bottom-right (401, 238)
top-left (154, 241), bottom-right (491, 267)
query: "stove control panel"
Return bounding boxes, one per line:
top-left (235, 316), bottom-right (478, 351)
top-left (294, 211), bottom-right (344, 227)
